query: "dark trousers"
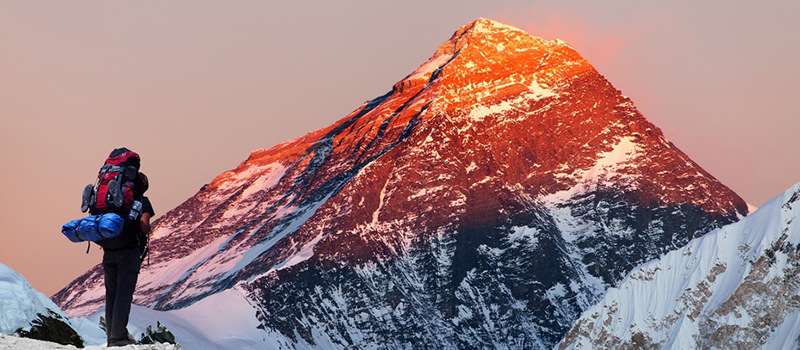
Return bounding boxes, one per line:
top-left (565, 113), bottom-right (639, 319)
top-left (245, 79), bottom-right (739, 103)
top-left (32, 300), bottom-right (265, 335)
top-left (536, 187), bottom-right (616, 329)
top-left (102, 248), bottom-right (141, 343)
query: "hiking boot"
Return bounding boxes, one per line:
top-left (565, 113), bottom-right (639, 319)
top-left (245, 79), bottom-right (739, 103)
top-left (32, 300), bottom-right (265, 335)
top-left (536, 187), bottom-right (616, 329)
top-left (108, 179), bottom-right (123, 207)
top-left (81, 184), bottom-right (94, 213)
top-left (108, 338), bottom-right (134, 347)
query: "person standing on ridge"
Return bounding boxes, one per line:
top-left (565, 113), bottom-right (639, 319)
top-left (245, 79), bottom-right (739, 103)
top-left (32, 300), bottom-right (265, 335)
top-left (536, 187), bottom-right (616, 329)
top-left (101, 171), bottom-right (154, 346)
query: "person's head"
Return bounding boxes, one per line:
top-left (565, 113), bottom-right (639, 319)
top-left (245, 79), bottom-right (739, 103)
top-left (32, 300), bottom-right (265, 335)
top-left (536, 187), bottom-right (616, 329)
top-left (135, 172), bottom-right (149, 194)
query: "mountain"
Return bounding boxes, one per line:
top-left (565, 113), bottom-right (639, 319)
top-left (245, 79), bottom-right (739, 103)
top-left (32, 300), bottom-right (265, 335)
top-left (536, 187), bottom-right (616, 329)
top-left (0, 262), bottom-right (103, 347)
top-left (54, 18), bottom-right (748, 349)
top-left (558, 183), bottom-right (800, 349)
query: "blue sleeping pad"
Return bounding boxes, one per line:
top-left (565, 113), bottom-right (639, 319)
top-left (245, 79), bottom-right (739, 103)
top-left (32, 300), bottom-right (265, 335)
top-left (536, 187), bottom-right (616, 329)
top-left (62, 213), bottom-right (125, 242)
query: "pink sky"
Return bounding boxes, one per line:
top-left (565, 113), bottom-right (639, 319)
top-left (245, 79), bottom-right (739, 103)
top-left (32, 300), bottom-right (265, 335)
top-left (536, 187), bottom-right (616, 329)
top-left (1, 1), bottom-right (798, 296)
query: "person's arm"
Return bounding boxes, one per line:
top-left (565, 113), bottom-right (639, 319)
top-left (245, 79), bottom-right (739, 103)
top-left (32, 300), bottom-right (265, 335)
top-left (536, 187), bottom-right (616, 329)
top-left (140, 212), bottom-right (152, 235)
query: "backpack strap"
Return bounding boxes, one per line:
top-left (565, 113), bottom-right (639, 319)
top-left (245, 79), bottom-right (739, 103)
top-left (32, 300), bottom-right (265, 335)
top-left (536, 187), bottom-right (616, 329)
top-left (99, 165), bottom-right (139, 182)
top-left (140, 245), bottom-right (149, 266)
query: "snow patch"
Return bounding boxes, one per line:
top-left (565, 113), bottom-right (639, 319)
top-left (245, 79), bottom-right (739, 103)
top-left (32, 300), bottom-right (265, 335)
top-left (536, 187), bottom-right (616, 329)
top-left (545, 136), bottom-right (641, 204)
top-left (267, 233), bottom-right (327, 274)
top-left (408, 54), bottom-right (453, 81)
top-left (466, 162), bottom-right (478, 173)
top-left (467, 77), bottom-right (557, 123)
top-left (507, 226), bottom-right (540, 249)
top-left (372, 176), bottom-right (391, 225)
top-left (240, 163), bottom-right (286, 199)
top-left (216, 162), bottom-right (284, 193)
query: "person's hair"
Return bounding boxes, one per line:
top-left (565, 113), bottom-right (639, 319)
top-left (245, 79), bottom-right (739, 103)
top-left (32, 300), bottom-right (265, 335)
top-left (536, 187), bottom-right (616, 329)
top-left (135, 172), bottom-right (149, 194)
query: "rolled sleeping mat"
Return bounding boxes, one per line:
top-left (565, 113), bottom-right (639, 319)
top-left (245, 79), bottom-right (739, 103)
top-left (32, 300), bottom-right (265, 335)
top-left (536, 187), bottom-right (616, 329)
top-left (62, 213), bottom-right (125, 242)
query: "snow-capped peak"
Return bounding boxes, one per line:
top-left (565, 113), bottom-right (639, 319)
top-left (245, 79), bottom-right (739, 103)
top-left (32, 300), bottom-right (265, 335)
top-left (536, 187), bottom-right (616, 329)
top-left (559, 182), bottom-right (800, 349)
top-left (469, 17), bottom-right (526, 36)
top-left (54, 18), bottom-right (749, 350)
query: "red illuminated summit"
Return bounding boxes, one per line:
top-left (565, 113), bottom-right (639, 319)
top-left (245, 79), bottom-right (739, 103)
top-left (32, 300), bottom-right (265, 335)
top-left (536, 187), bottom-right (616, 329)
top-left (55, 19), bottom-right (747, 349)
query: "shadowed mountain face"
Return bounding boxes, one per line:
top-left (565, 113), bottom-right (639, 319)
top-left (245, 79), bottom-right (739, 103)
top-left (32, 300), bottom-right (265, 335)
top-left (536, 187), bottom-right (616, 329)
top-left (55, 18), bottom-right (748, 349)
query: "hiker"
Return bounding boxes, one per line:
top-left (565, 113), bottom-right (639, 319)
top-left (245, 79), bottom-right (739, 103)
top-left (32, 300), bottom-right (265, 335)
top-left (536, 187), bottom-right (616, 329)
top-left (102, 171), bottom-right (154, 346)
top-left (62, 148), bottom-right (155, 346)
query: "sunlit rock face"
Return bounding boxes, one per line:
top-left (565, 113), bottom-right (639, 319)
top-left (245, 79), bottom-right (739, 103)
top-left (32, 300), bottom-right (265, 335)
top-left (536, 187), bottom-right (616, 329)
top-left (55, 18), bottom-right (747, 349)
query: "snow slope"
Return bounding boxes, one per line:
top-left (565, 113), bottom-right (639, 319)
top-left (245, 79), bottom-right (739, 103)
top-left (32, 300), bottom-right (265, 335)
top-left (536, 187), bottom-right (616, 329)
top-left (1, 261), bottom-right (262, 349)
top-left (0, 334), bottom-right (180, 350)
top-left (0, 263), bottom-right (65, 335)
top-left (558, 182), bottom-right (800, 349)
top-left (0, 262), bottom-right (108, 345)
top-left (0, 262), bottom-right (107, 346)
top-left (83, 287), bottom-right (271, 350)
top-left (1, 262), bottom-right (197, 349)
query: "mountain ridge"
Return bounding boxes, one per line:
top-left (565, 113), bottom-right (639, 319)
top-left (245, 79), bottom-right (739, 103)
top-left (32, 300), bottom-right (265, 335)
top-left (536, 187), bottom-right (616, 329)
top-left (558, 182), bottom-right (800, 349)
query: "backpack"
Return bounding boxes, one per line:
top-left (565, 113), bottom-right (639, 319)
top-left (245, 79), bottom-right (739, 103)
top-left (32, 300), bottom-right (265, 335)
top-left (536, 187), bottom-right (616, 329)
top-left (78, 148), bottom-right (145, 250)
top-left (81, 148), bottom-right (141, 216)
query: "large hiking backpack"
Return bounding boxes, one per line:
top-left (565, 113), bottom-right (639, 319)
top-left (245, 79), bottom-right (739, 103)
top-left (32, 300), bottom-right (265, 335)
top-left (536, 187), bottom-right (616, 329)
top-left (63, 148), bottom-right (145, 250)
top-left (81, 148), bottom-right (141, 216)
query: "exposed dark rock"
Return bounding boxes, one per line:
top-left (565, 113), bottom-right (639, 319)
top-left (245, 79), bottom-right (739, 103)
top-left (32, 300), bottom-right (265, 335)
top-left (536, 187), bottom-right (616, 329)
top-left (15, 310), bottom-right (84, 348)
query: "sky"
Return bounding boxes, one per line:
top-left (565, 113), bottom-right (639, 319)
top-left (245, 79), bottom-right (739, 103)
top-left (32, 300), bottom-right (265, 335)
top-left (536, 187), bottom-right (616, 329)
top-left (1, 1), bottom-right (798, 297)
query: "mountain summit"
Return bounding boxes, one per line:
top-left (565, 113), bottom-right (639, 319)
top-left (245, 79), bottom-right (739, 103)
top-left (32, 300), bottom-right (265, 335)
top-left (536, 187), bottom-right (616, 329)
top-left (55, 19), bottom-right (748, 349)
